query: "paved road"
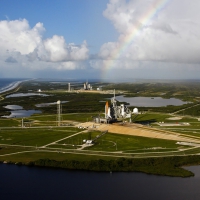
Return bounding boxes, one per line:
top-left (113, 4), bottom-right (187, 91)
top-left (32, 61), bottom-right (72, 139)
top-left (172, 103), bottom-right (200, 114)
top-left (0, 125), bottom-right (74, 129)
top-left (41, 130), bottom-right (87, 148)
top-left (0, 141), bottom-right (199, 159)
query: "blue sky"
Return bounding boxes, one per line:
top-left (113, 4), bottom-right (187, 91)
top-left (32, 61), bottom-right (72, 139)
top-left (0, 0), bottom-right (117, 53)
top-left (0, 0), bottom-right (200, 80)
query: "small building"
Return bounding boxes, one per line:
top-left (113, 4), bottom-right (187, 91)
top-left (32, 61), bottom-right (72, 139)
top-left (86, 140), bottom-right (93, 144)
top-left (97, 87), bottom-right (102, 91)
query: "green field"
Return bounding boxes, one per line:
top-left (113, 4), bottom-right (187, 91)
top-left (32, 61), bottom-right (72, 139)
top-left (0, 127), bottom-right (78, 146)
top-left (1, 80), bottom-right (200, 177)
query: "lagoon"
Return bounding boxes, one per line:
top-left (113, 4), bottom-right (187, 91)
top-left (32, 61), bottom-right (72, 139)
top-left (2, 105), bottom-right (41, 118)
top-left (115, 95), bottom-right (189, 107)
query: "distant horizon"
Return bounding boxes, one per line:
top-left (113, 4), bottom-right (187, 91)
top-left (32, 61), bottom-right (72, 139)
top-left (1, 77), bottom-right (200, 83)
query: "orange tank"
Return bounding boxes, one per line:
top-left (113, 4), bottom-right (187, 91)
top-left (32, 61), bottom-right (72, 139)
top-left (105, 101), bottom-right (109, 114)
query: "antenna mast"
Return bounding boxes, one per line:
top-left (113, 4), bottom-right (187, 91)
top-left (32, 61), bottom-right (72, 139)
top-left (57, 100), bottom-right (61, 126)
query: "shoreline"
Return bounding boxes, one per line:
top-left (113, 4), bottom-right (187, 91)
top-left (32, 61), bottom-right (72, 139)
top-left (0, 79), bottom-right (33, 94)
top-left (1, 155), bottom-right (199, 177)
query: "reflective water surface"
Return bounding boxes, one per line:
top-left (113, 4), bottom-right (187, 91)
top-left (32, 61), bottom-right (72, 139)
top-left (115, 95), bottom-right (189, 107)
top-left (36, 101), bottom-right (68, 107)
top-left (4, 105), bottom-right (23, 110)
top-left (2, 105), bottom-right (41, 118)
top-left (6, 93), bottom-right (49, 98)
top-left (0, 164), bottom-right (200, 200)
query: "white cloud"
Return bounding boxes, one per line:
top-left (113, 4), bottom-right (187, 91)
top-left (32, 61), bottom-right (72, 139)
top-left (0, 19), bottom-right (44, 54)
top-left (37, 36), bottom-right (89, 62)
top-left (0, 19), bottom-right (89, 73)
top-left (98, 0), bottom-right (200, 68)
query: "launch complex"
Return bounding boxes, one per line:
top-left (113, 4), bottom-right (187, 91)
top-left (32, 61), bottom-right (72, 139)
top-left (94, 90), bottom-right (135, 124)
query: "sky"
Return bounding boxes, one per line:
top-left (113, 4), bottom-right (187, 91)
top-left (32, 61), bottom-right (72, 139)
top-left (0, 0), bottom-right (200, 81)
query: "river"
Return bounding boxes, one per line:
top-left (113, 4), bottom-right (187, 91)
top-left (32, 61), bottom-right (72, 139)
top-left (0, 164), bottom-right (200, 200)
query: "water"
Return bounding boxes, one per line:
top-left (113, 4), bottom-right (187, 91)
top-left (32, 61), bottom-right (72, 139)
top-left (6, 93), bottom-right (49, 98)
top-left (4, 105), bottom-right (23, 110)
top-left (2, 109), bottom-right (41, 118)
top-left (115, 95), bottom-right (189, 107)
top-left (36, 101), bottom-right (68, 107)
top-left (0, 78), bottom-right (27, 94)
top-left (2, 105), bottom-right (41, 118)
top-left (0, 164), bottom-right (200, 200)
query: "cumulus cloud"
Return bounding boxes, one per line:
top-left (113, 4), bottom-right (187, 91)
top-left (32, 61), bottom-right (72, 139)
top-left (95, 0), bottom-right (200, 70)
top-left (0, 19), bottom-right (44, 54)
top-left (36, 36), bottom-right (89, 62)
top-left (0, 19), bottom-right (89, 71)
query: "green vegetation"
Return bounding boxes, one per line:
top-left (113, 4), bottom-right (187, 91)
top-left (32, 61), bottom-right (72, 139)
top-left (105, 81), bottom-right (200, 115)
top-left (86, 132), bottom-right (180, 152)
top-left (29, 113), bottom-right (97, 123)
top-left (179, 104), bottom-right (200, 116)
top-left (132, 113), bottom-right (171, 124)
top-left (0, 80), bottom-right (113, 115)
top-left (104, 81), bottom-right (200, 101)
top-left (18, 156), bottom-right (200, 177)
top-left (1, 80), bottom-right (200, 177)
top-left (0, 127), bottom-right (78, 146)
top-left (0, 118), bottom-right (19, 127)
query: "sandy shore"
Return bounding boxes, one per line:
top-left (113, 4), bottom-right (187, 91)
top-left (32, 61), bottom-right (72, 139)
top-left (0, 79), bottom-right (31, 94)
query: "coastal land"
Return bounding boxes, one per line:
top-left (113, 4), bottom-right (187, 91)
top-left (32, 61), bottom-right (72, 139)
top-left (0, 79), bottom-right (200, 177)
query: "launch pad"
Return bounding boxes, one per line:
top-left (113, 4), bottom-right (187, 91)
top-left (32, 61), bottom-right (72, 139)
top-left (94, 90), bottom-right (136, 124)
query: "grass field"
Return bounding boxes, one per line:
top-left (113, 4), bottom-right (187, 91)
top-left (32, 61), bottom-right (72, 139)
top-left (1, 80), bottom-right (200, 176)
top-left (86, 133), bottom-right (181, 152)
top-left (0, 121), bottom-right (198, 164)
top-left (0, 127), bottom-right (78, 146)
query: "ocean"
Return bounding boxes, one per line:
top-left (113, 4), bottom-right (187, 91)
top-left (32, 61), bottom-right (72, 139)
top-left (0, 78), bottom-right (26, 94)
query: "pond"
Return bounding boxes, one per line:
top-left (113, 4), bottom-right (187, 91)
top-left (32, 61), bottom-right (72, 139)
top-left (115, 95), bottom-right (190, 107)
top-left (2, 105), bottom-right (41, 118)
top-left (6, 93), bottom-right (49, 98)
top-left (35, 101), bottom-right (68, 107)
top-left (4, 105), bottom-right (23, 110)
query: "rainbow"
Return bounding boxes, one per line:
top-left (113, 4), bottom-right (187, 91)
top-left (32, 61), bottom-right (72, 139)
top-left (101, 0), bottom-right (171, 79)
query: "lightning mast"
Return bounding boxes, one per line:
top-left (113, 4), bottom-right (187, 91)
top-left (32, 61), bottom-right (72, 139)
top-left (57, 100), bottom-right (62, 126)
top-left (68, 83), bottom-right (70, 92)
